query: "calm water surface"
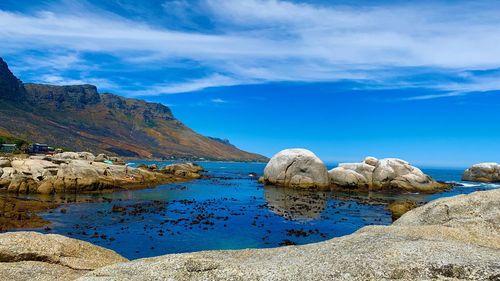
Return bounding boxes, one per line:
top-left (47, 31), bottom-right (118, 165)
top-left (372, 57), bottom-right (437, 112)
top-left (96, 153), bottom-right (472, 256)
top-left (21, 161), bottom-right (499, 259)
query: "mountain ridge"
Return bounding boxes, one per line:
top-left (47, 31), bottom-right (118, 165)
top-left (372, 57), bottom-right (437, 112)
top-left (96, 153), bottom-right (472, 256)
top-left (0, 58), bottom-right (267, 161)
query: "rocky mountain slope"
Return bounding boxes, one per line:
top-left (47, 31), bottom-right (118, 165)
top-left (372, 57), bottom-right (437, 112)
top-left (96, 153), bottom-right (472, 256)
top-left (0, 58), bottom-right (266, 161)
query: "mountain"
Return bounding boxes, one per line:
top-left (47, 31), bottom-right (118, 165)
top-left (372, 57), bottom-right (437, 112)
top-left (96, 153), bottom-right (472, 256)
top-left (0, 58), bottom-right (267, 161)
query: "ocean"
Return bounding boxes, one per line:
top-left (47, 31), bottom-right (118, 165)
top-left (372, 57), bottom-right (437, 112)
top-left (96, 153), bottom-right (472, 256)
top-left (23, 161), bottom-right (499, 259)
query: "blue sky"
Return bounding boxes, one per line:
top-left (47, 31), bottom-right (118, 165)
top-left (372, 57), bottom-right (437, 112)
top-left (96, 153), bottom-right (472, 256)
top-left (1, 0), bottom-right (499, 167)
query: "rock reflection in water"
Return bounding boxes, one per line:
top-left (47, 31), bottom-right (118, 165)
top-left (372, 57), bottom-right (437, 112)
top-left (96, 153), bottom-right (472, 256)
top-left (264, 185), bottom-right (327, 220)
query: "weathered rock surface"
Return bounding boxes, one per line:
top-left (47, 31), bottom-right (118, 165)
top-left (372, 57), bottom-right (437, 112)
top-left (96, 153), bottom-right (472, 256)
top-left (0, 261), bottom-right (84, 281)
top-left (94, 154), bottom-right (108, 162)
top-left (10, 159), bottom-right (59, 181)
top-left (0, 153), bottom-right (204, 194)
top-left (462, 162), bottom-right (500, 183)
top-left (329, 157), bottom-right (450, 192)
top-left (53, 152), bottom-right (97, 161)
top-left (0, 232), bottom-right (127, 281)
top-left (77, 188), bottom-right (500, 280)
top-left (261, 149), bottom-right (329, 188)
top-left (0, 167), bottom-right (15, 179)
top-left (160, 162), bottom-right (204, 179)
top-left (0, 158), bottom-right (10, 168)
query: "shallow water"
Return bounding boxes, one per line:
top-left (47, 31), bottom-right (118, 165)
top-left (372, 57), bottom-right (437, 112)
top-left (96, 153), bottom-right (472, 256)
top-left (18, 161), bottom-right (499, 259)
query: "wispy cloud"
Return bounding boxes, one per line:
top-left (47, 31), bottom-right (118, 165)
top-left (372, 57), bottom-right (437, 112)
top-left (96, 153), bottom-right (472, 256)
top-left (1, 0), bottom-right (500, 96)
top-left (211, 98), bottom-right (227, 103)
top-left (33, 74), bottom-right (118, 89)
top-left (399, 69), bottom-right (500, 100)
top-left (128, 74), bottom-right (246, 95)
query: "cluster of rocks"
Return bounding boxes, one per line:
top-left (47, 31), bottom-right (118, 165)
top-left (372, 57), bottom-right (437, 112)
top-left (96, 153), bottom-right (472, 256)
top-left (137, 162), bottom-right (204, 179)
top-left (261, 149), bottom-right (450, 193)
top-left (48, 152), bottom-right (125, 165)
top-left (329, 157), bottom-right (449, 192)
top-left (462, 162), bottom-right (500, 183)
top-left (0, 189), bottom-right (497, 280)
top-left (0, 153), bottom-right (204, 194)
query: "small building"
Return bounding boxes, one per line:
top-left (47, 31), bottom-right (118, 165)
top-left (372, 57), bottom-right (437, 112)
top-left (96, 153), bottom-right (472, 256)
top-left (28, 143), bottom-right (49, 154)
top-left (0, 144), bottom-right (18, 153)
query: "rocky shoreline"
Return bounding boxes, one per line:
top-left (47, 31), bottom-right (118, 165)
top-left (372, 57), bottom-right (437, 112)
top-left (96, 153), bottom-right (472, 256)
top-left (0, 152), bottom-right (204, 195)
top-left (0, 153), bottom-right (204, 231)
top-left (0, 188), bottom-right (497, 280)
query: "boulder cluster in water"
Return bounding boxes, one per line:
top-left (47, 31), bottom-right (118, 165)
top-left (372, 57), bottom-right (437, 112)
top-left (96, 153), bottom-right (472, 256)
top-left (0, 152), bottom-right (203, 194)
top-left (462, 162), bottom-right (500, 183)
top-left (260, 148), bottom-right (450, 192)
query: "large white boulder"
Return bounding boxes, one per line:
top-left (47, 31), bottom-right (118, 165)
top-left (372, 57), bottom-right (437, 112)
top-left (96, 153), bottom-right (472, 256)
top-left (52, 152), bottom-right (79, 160)
top-left (329, 157), bottom-right (448, 192)
top-left (53, 152), bottom-right (96, 161)
top-left (329, 167), bottom-right (369, 187)
top-left (10, 159), bottom-right (59, 181)
top-left (160, 163), bottom-right (204, 179)
top-left (262, 149), bottom-right (329, 188)
top-left (56, 160), bottom-right (101, 179)
top-left (462, 162), bottom-right (500, 183)
top-left (372, 158), bottom-right (425, 187)
top-left (94, 153), bottom-right (109, 162)
top-left (0, 157), bottom-right (11, 168)
top-left (1, 167), bottom-right (16, 179)
top-left (338, 162), bottom-right (375, 183)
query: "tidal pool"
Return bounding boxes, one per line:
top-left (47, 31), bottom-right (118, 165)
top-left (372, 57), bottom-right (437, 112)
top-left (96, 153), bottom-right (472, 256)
top-left (19, 161), bottom-right (499, 259)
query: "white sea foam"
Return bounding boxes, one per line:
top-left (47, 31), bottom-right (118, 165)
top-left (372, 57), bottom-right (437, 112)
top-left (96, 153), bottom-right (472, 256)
top-left (457, 182), bottom-right (500, 188)
top-left (457, 182), bottom-right (480, 187)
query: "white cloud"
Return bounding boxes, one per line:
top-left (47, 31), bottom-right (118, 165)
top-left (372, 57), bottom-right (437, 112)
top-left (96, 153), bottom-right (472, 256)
top-left (211, 98), bottom-right (227, 103)
top-left (1, 0), bottom-right (500, 95)
top-left (34, 74), bottom-right (118, 89)
top-left (128, 74), bottom-right (245, 95)
top-left (401, 91), bottom-right (467, 101)
top-left (24, 53), bottom-right (81, 70)
top-left (400, 70), bottom-right (500, 100)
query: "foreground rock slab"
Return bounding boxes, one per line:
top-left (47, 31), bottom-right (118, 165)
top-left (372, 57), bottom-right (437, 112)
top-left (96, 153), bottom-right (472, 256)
top-left (463, 162), bottom-right (500, 183)
top-left (261, 148), bottom-right (329, 188)
top-left (0, 232), bottom-right (127, 281)
top-left (79, 189), bottom-right (500, 281)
